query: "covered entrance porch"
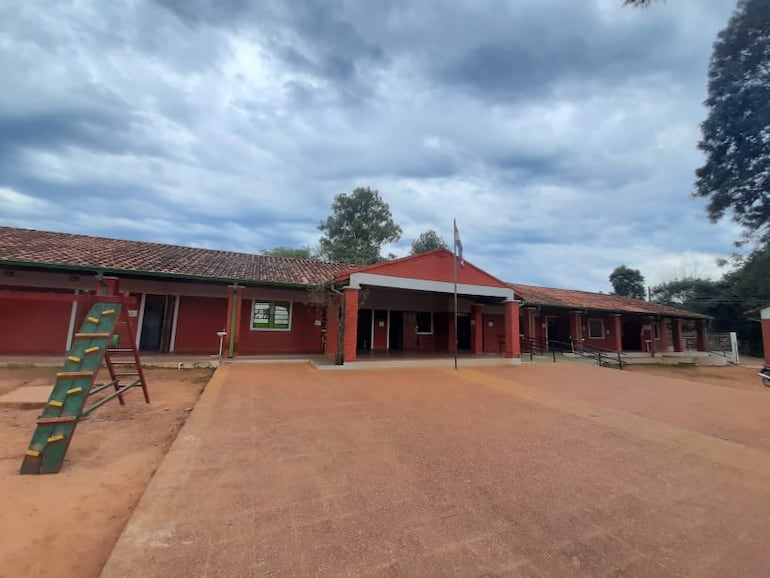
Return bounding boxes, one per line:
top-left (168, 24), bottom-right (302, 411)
top-left (324, 251), bottom-right (521, 365)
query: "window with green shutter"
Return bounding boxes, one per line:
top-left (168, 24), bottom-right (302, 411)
top-left (251, 301), bottom-right (292, 331)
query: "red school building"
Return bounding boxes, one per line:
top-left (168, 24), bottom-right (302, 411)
top-left (0, 226), bottom-right (709, 363)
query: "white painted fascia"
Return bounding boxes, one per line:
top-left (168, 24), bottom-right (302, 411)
top-left (761, 306), bottom-right (770, 320)
top-left (348, 272), bottom-right (514, 301)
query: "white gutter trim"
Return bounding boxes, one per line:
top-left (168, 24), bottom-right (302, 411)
top-left (348, 272), bottom-right (514, 300)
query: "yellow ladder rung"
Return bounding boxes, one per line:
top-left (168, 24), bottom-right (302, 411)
top-left (47, 435), bottom-right (65, 443)
top-left (49, 400), bottom-right (63, 408)
top-left (25, 450), bottom-right (41, 457)
top-left (73, 332), bottom-right (111, 339)
top-left (57, 371), bottom-right (95, 379)
top-left (66, 387), bottom-right (83, 395)
top-left (67, 356), bottom-right (81, 363)
top-left (102, 309), bottom-right (117, 316)
top-left (87, 316), bottom-right (100, 324)
top-left (84, 346), bottom-right (100, 354)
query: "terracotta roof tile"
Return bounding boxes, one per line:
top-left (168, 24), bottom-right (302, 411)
top-left (509, 283), bottom-right (708, 320)
top-left (0, 227), bottom-right (707, 319)
top-left (0, 226), bottom-right (354, 286)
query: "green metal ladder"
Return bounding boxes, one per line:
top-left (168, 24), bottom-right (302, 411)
top-left (20, 301), bottom-right (150, 474)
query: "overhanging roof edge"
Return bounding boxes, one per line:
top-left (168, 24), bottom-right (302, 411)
top-left (348, 272), bottom-right (514, 300)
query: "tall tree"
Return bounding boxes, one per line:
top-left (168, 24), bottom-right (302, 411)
top-left (609, 265), bottom-right (646, 299)
top-left (261, 246), bottom-right (317, 260)
top-left (409, 230), bottom-right (448, 255)
top-left (695, 0), bottom-right (770, 245)
top-left (318, 187), bottom-right (402, 264)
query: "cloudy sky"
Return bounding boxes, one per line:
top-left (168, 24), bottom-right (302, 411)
top-left (0, 0), bottom-right (740, 291)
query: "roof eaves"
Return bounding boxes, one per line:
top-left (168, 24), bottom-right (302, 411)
top-left (518, 298), bottom-right (710, 319)
top-left (0, 258), bottom-right (315, 289)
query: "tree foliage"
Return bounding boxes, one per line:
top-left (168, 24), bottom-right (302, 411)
top-left (609, 265), bottom-right (646, 299)
top-left (261, 246), bottom-right (317, 260)
top-left (695, 0), bottom-right (770, 245)
top-left (318, 186), bottom-right (402, 265)
top-left (409, 229), bottom-right (448, 255)
top-left (650, 277), bottom-right (724, 314)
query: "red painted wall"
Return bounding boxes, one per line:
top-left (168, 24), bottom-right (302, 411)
top-left (325, 296), bottom-right (341, 358)
top-left (0, 287), bottom-right (72, 354)
top-left (483, 314), bottom-right (505, 354)
top-left (238, 300), bottom-right (324, 354)
top-left (372, 310), bottom-right (388, 350)
top-left (434, 312), bottom-right (450, 351)
top-left (174, 296), bottom-right (228, 354)
top-left (350, 250), bottom-right (508, 288)
top-left (583, 314), bottom-right (617, 350)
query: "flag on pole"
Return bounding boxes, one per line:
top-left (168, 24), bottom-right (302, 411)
top-left (453, 219), bottom-right (464, 268)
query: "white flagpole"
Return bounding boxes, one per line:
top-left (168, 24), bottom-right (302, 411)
top-left (453, 219), bottom-right (459, 370)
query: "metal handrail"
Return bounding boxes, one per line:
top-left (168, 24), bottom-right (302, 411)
top-left (519, 336), bottom-right (625, 370)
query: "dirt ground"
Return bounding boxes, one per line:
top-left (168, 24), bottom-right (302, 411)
top-left (627, 361), bottom-right (768, 392)
top-left (103, 362), bottom-right (770, 577)
top-left (0, 366), bottom-right (213, 578)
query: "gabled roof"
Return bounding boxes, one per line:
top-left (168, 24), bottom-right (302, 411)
top-left (0, 226), bottom-right (354, 286)
top-left (509, 283), bottom-right (709, 320)
top-left (334, 249), bottom-right (510, 288)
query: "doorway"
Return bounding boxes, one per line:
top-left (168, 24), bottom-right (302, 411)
top-left (622, 320), bottom-right (642, 351)
top-left (389, 311), bottom-right (404, 350)
top-left (139, 294), bottom-right (166, 351)
top-left (546, 316), bottom-right (560, 348)
top-left (357, 309), bottom-right (372, 351)
top-left (457, 314), bottom-right (471, 351)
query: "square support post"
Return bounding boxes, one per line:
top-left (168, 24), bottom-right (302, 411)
top-left (225, 285), bottom-right (243, 358)
top-left (672, 318), bottom-right (684, 352)
top-left (472, 304), bottom-right (483, 355)
top-left (343, 287), bottom-right (359, 363)
top-left (503, 300), bottom-right (521, 359)
top-left (695, 320), bottom-right (707, 352)
top-left (612, 314), bottom-right (623, 352)
top-left (570, 312), bottom-right (582, 350)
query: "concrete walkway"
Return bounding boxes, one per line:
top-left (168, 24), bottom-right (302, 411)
top-left (102, 363), bottom-right (770, 577)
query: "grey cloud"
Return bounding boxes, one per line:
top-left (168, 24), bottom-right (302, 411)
top-left (0, 0), bottom-right (741, 291)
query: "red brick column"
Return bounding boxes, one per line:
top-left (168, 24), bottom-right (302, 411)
top-left (612, 314), bottom-right (622, 352)
top-left (761, 310), bottom-right (770, 364)
top-left (503, 301), bottom-right (521, 358)
top-left (695, 320), bottom-right (707, 352)
top-left (343, 287), bottom-right (359, 363)
top-left (472, 304), bottom-right (483, 355)
top-left (672, 318), bottom-right (684, 352)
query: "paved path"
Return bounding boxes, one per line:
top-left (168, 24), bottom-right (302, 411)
top-left (102, 363), bottom-right (770, 577)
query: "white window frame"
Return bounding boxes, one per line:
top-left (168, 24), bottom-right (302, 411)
top-left (588, 318), bottom-right (605, 340)
top-left (415, 311), bottom-right (434, 335)
top-left (250, 300), bottom-right (293, 332)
